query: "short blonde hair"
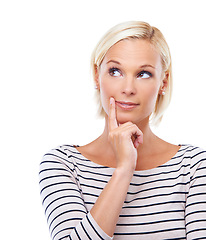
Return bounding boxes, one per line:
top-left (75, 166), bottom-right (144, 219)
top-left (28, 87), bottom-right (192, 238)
top-left (91, 21), bottom-right (172, 125)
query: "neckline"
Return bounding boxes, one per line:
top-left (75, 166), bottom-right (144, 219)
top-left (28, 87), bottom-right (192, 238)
top-left (72, 144), bottom-right (184, 173)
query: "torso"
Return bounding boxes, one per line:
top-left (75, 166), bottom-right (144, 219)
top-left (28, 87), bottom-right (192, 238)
top-left (40, 144), bottom-right (206, 239)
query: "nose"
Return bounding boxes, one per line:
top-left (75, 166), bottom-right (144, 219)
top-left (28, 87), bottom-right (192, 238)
top-left (121, 76), bottom-right (137, 96)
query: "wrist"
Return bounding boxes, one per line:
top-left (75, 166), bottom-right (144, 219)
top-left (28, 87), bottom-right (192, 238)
top-left (114, 166), bottom-right (134, 182)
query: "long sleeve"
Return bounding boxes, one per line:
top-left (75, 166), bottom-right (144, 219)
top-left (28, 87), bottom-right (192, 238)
top-left (39, 147), bottom-right (113, 240)
top-left (185, 147), bottom-right (206, 239)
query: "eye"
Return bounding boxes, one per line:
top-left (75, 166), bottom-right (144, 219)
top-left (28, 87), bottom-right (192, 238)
top-left (109, 67), bottom-right (121, 77)
top-left (137, 71), bottom-right (152, 79)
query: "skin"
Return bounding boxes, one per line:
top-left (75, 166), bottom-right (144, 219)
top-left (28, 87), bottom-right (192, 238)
top-left (76, 39), bottom-right (180, 236)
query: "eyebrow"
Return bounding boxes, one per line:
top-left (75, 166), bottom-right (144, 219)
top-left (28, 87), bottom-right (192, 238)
top-left (106, 60), bottom-right (156, 69)
top-left (140, 64), bottom-right (156, 69)
top-left (106, 60), bottom-right (121, 65)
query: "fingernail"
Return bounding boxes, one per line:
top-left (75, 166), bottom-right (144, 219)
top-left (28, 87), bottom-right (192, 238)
top-left (110, 97), bottom-right (113, 104)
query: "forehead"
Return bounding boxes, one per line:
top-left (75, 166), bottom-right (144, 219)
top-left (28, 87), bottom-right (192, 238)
top-left (102, 39), bottom-right (162, 69)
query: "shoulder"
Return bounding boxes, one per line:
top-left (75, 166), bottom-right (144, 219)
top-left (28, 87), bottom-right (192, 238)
top-left (180, 144), bottom-right (206, 158)
top-left (39, 144), bottom-right (85, 182)
top-left (40, 144), bottom-right (82, 168)
top-left (43, 144), bottom-right (79, 157)
top-left (180, 144), bottom-right (206, 170)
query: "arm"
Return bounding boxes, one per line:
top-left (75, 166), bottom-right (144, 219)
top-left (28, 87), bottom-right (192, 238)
top-left (90, 167), bottom-right (133, 237)
top-left (185, 148), bottom-right (206, 239)
top-left (90, 97), bottom-right (143, 237)
top-left (39, 98), bottom-right (143, 239)
top-left (39, 152), bottom-right (113, 240)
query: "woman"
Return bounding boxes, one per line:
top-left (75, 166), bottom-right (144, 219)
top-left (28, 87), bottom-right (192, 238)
top-left (39, 21), bottom-right (206, 239)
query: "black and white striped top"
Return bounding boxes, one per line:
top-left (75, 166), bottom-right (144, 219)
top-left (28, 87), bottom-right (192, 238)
top-left (39, 144), bottom-right (206, 240)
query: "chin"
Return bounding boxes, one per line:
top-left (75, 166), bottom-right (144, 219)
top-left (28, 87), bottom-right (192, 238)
top-left (116, 113), bottom-right (139, 124)
top-left (116, 112), bottom-right (150, 126)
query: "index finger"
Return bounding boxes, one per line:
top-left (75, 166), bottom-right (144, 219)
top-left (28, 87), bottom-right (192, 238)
top-left (109, 97), bottom-right (118, 131)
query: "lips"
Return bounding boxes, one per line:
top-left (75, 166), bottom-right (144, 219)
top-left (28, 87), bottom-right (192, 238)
top-left (115, 101), bottom-right (139, 110)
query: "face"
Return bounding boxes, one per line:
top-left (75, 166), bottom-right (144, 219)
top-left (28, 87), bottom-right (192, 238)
top-left (95, 39), bottom-right (167, 126)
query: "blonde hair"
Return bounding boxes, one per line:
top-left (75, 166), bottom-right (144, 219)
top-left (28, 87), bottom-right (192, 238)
top-left (91, 21), bottom-right (172, 125)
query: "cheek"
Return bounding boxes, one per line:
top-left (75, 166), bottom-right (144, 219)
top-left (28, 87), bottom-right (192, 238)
top-left (99, 79), bottom-right (118, 116)
top-left (99, 81), bottom-right (112, 116)
top-left (144, 84), bottom-right (160, 108)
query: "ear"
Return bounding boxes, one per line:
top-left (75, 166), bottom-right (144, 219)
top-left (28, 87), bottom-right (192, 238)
top-left (159, 71), bottom-right (169, 95)
top-left (94, 65), bottom-right (100, 90)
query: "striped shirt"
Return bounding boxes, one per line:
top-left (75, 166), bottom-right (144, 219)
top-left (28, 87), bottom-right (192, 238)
top-left (39, 144), bottom-right (206, 240)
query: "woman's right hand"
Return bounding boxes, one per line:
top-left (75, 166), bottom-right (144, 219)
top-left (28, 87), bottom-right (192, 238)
top-left (108, 97), bottom-right (143, 173)
top-left (90, 97), bottom-right (143, 237)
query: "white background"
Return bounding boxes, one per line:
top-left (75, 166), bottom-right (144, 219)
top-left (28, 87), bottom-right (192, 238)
top-left (1, 0), bottom-right (206, 239)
